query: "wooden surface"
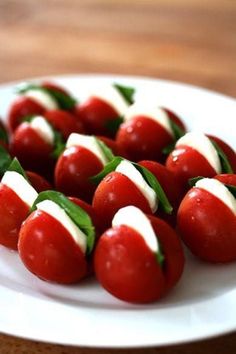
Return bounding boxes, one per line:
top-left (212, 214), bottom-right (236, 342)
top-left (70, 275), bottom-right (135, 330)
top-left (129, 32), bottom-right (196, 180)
top-left (0, 0), bottom-right (236, 353)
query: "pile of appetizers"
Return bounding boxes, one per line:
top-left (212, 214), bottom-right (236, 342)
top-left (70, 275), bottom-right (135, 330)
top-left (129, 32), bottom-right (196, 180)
top-left (0, 80), bottom-right (235, 304)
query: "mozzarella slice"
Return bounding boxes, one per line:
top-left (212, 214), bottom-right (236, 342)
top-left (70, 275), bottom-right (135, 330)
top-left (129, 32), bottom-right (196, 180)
top-left (112, 206), bottom-right (159, 253)
top-left (176, 132), bottom-right (221, 173)
top-left (24, 89), bottom-right (58, 110)
top-left (1, 171), bottom-right (38, 207)
top-left (84, 85), bottom-right (129, 116)
top-left (36, 200), bottom-right (87, 253)
top-left (66, 133), bottom-right (108, 166)
top-left (115, 160), bottom-right (158, 213)
top-left (195, 178), bottom-right (236, 215)
top-left (29, 116), bottom-right (54, 145)
top-left (124, 103), bottom-right (173, 137)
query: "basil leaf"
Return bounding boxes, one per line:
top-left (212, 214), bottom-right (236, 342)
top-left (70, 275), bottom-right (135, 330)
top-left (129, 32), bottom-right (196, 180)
top-left (133, 163), bottom-right (173, 214)
top-left (51, 130), bottom-right (65, 159)
top-left (169, 119), bottom-right (185, 141)
top-left (22, 114), bottom-right (38, 123)
top-left (90, 156), bottom-right (123, 185)
top-left (95, 138), bottom-right (115, 162)
top-left (0, 124), bottom-right (8, 144)
top-left (16, 83), bottom-right (39, 94)
top-left (31, 190), bottom-right (95, 254)
top-left (7, 157), bottom-right (29, 181)
top-left (105, 116), bottom-right (124, 135)
top-left (0, 146), bottom-right (12, 176)
top-left (210, 140), bottom-right (233, 174)
top-left (188, 176), bottom-right (205, 187)
top-left (113, 83), bottom-right (135, 104)
top-left (225, 184), bottom-right (236, 199)
top-left (162, 142), bottom-right (176, 155)
top-left (156, 243), bottom-right (165, 267)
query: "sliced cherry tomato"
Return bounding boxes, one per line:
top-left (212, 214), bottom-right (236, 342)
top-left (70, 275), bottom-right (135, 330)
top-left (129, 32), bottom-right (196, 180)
top-left (26, 171), bottom-right (52, 192)
top-left (41, 81), bottom-right (70, 96)
top-left (214, 174), bottom-right (236, 186)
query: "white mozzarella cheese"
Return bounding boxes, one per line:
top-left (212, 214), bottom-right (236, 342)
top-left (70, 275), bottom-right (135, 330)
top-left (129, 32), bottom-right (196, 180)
top-left (195, 178), bottom-right (236, 215)
top-left (176, 132), bottom-right (221, 173)
top-left (124, 103), bottom-right (173, 136)
top-left (112, 206), bottom-right (159, 253)
top-left (1, 171), bottom-right (38, 207)
top-left (66, 133), bottom-right (108, 165)
top-left (36, 200), bottom-right (87, 253)
top-left (29, 116), bottom-right (54, 145)
top-left (115, 160), bottom-right (158, 213)
top-left (24, 89), bottom-right (58, 110)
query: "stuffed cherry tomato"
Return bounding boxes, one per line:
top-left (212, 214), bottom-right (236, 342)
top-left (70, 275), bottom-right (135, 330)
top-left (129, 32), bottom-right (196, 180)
top-left (116, 104), bottom-right (185, 162)
top-left (166, 132), bottom-right (234, 190)
top-left (95, 206), bottom-right (184, 303)
top-left (18, 191), bottom-right (95, 284)
top-left (75, 84), bottom-right (134, 137)
top-left (92, 158), bottom-right (172, 231)
top-left (55, 133), bottom-right (114, 202)
top-left (26, 171), bottom-right (52, 192)
top-left (177, 177), bottom-right (236, 262)
top-left (0, 161), bottom-right (38, 250)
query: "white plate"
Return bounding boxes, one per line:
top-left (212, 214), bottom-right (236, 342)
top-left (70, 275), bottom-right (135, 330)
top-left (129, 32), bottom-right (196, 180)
top-left (0, 74), bottom-right (236, 348)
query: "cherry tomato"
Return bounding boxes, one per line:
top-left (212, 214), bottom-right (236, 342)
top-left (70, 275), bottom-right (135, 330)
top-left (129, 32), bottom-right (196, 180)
top-left (96, 135), bottom-right (119, 156)
top-left (55, 146), bottom-right (104, 202)
top-left (18, 210), bottom-right (88, 284)
top-left (26, 171), bottom-right (52, 192)
top-left (0, 184), bottom-right (30, 250)
top-left (177, 181), bottom-right (236, 262)
top-left (94, 213), bottom-right (184, 303)
top-left (208, 135), bottom-right (236, 173)
top-left (214, 174), bottom-right (236, 186)
top-left (41, 81), bottom-right (70, 96)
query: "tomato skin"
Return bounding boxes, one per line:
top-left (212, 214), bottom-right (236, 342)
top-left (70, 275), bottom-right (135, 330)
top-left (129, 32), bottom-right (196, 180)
top-left (214, 174), bottom-right (236, 186)
top-left (75, 97), bottom-right (120, 137)
top-left (92, 172), bottom-right (152, 231)
top-left (55, 146), bottom-right (104, 203)
top-left (8, 96), bottom-right (45, 132)
top-left (94, 216), bottom-right (184, 303)
top-left (177, 187), bottom-right (236, 262)
top-left (44, 110), bottom-right (84, 140)
top-left (26, 171), bottom-right (52, 192)
top-left (18, 210), bottom-right (88, 284)
top-left (166, 145), bottom-right (217, 191)
top-left (0, 184), bottom-right (29, 250)
top-left (208, 135), bottom-right (236, 173)
top-left (163, 108), bottom-right (186, 132)
top-left (116, 116), bottom-right (173, 162)
top-left (41, 81), bottom-right (69, 96)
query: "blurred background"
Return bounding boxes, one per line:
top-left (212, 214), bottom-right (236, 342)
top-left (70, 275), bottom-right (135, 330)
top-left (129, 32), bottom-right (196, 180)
top-left (0, 0), bottom-right (235, 97)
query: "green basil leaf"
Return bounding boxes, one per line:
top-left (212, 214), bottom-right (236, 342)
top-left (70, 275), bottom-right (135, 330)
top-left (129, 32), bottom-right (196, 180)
top-left (90, 156), bottom-right (123, 185)
top-left (133, 163), bottom-right (173, 214)
top-left (31, 190), bottom-right (95, 254)
top-left (156, 242), bottom-right (165, 267)
top-left (105, 116), bottom-right (124, 135)
top-left (0, 146), bottom-right (12, 176)
top-left (51, 130), bottom-right (65, 159)
top-left (113, 83), bottom-right (135, 104)
top-left (0, 124), bottom-right (8, 144)
top-left (95, 138), bottom-right (115, 162)
top-left (169, 119), bottom-right (185, 141)
top-left (162, 142), bottom-right (176, 155)
top-left (210, 139), bottom-right (233, 174)
top-left (188, 176), bottom-right (205, 187)
top-left (16, 83), bottom-right (39, 94)
top-left (225, 184), bottom-right (236, 199)
top-left (7, 157), bottom-right (29, 181)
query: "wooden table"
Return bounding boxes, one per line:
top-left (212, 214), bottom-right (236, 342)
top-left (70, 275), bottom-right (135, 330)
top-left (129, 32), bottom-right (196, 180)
top-left (0, 0), bottom-right (236, 353)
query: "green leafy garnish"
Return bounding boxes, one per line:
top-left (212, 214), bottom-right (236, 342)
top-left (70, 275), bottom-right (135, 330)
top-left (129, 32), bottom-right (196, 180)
top-left (113, 83), bottom-right (135, 104)
top-left (0, 146), bottom-right (12, 176)
top-left (225, 184), bottom-right (236, 198)
top-left (90, 156), bottom-right (123, 185)
top-left (31, 191), bottom-right (95, 254)
top-left (105, 116), bottom-right (124, 135)
top-left (210, 140), bottom-right (233, 174)
top-left (7, 157), bottom-right (28, 181)
top-left (0, 124), bottom-right (8, 144)
top-left (169, 119), bottom-right (185, 141)
top-left (188, 176), bottom-right (204, 187)
top-left (51, 130), bottom-right (65, 159)
top-left (156, 243), bottom-right (165, 267)
top-left (162, 142), bottom-right (176, 155)
top-left (95, 138), bottom-right (115, 162)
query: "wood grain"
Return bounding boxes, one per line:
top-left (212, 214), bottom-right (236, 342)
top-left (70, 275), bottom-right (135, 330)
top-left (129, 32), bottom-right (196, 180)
top-left (0, 1), bottom-right (236, 353)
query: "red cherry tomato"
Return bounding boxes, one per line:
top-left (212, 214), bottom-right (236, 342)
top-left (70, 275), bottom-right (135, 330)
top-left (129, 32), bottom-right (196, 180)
top-left (208, 135), bottom-right (236, 173)
top-left (166, 145), bottom-right (216, 191)
top-left (55, 146), bottom-right (104, 203)
top-left (92, 172), bottom-right (152, 231)
top-left (94, 214), bottom-right (184, 303)
top-left (177, 185), bottom-right (236, 262)
top-left (44, 110), bottom-right (84, 140)
top-left (214, 174), bottom-right (236, 186)
top-left (0, 184), bottom-right (30, 250)
top-left (41, 81), bottom-right (69, 96)
top-left (8, 96), bottom-right (45, 132)
top-left (96, 135), bottom-right (119, 156)
top-left (76, 97), bottom-right (120, 137)
top-left (26, 171), bottom-right (52, 192)
top-left (18, 210), bottom-right (88, 284)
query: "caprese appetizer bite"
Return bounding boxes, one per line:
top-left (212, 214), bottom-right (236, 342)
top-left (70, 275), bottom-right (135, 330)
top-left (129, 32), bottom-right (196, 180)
top-left (116, 103), bottom-right (186, 162)
top-left (94, 205), bottom-right (185, 303)
top-left (177, 176), bottom-right (236, 263)
top-left (18, 190), bottom-right (96, 284)
top-left (75, 83), bottom-right (135, 137)
top-left (166, 132), bottom-right (235, 190)
top-left (8, 81), bottom-right (77, 132)
top-left (10, 115), bottom-right (65, 178)
top-left (0, 158), bottom-right (38, 250)
top-left (92, 157), bottom-right (173, 230)
top-left (55, 133), bottom-right (115, 202)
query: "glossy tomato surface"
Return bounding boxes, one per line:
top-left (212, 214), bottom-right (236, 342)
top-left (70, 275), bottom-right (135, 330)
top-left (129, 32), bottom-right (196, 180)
top-left (18, 210), bottom-right (88, 284)
top-left (214, 174), bottom-right (236, 186)
top-left (26, 171), bottom-right (52, 192)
